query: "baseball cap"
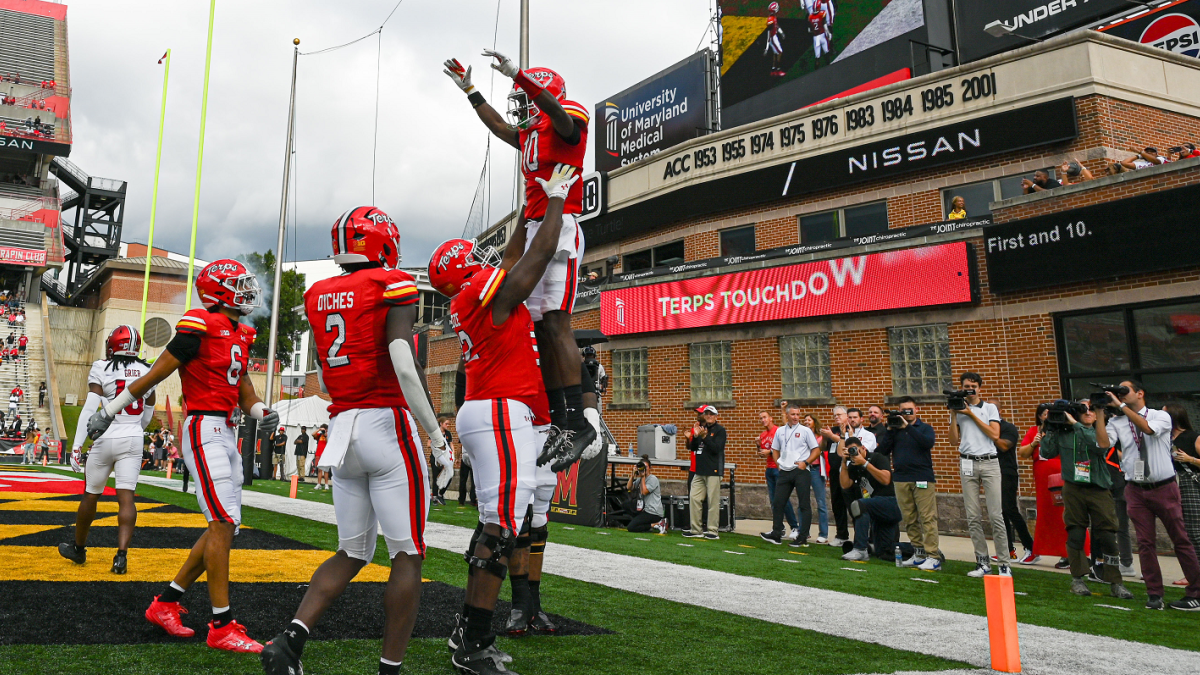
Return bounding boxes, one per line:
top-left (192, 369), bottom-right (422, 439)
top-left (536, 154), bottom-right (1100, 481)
top-left (696, 405), bottom-right (718, 415)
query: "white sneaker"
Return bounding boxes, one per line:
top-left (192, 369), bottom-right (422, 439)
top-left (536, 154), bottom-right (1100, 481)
top-left (997, 564), bottom-right (1012, 577)
top-left (916, 557), bottom-right (942, 571)
top-left (900, 554), bottom-right (924, 568)
top-left (1119, 563), bottom-right (1137, 578)
top-left (788, 529), bottom-right (801, 542)
top-left (968, 562), bottom-right (991, 578)
top-left (816, 536), bottom-right (828, 544)
top-left (841, 548), bottom-right (870, 562)
top-left (829, 537), bottom-right (848, 547)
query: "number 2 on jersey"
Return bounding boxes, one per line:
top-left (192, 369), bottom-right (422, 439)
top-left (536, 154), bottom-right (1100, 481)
top-left (456, 330), bottom-right (479, 362)
top-left (325, 313), bottom-right (350, 368)
top-left (113, 380), bottom-right (144, 415)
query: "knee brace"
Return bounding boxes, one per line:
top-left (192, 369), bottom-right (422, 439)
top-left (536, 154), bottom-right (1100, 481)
top-left (1066, 525), bottom-right (1087, 552)
top-left (465, 527), bottom-right (516, 581)
top-left (530, 525), bottom-right (548, 555)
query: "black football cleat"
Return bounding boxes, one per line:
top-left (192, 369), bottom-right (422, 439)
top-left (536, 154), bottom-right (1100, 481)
top-left (528, 611), bottom-right (558, 634)
top-left (111, 551), bottom-right (127, 575)
top-left (58, 542), bottom-right (85, 564)
top-left (550, 421), bottom-right (596, 473)
top-left (447, 613), bottom-right (464, 653)
top-left (452, 638), bottom-right (518, 675)
top-left (504, 607), bottom-right (529, 637)
top-left (261, 632), bottom-right (304, 675)
top-left (535, 426), bottom-right (567, 467)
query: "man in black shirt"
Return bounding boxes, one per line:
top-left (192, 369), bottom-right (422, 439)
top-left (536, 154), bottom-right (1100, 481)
top-left (1022, 169), bottom-right (1061, 194)
top-left (866, 405), bottom-right (889, 440)
top-left (293, 426), bottom-right (310, 478)
top-left (878, 398), bottom-right (941, 570)
top-left (272, 428), bottom-right (288, 480)
top-left (839, 437), bottom-right (901, 562)
top-left (995, 402), bottom-right (1034, 564)
top-left (686, 405), bottom-right (727, 540)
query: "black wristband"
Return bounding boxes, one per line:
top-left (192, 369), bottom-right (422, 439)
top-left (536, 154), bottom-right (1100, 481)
top-left (468, 91), bottom-right (486, 108)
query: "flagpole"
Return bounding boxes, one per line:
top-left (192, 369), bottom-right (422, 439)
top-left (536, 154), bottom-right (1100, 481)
top-left (264, 39), bottom-right (300, 408)
top-left (184, 0), bottom-right (217, 311)
top-left (138, 49), bottom-right (171, 356)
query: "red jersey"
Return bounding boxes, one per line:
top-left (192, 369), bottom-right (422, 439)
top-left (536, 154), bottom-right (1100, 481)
top-left (18, 336), bottom-right (26, 347)
top-left (449, 268), bottom-right (549, 424)
top-left (519, 99), bottom-right (589, 221)
top-left (174, 308), bottom-right (255, 413)
top-left (304, 267), bottom-right (420, 416)
top-left (808, 11), bottom-right (827, 35)
top-left (768, 15), bottom-right (779, 36)
top-left (760, 425), bottom-right (779, 469)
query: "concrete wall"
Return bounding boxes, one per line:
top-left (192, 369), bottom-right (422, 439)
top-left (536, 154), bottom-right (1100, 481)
top-left (47, 303), bottom-right (95, 402)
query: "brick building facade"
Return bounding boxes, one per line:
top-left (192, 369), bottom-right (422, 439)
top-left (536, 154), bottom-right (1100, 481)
top-left (423, 32), bottom-right (1200, 532)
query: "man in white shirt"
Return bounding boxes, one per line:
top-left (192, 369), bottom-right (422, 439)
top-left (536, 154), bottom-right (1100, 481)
top-left (947, 372), bottom-right (1010, 578)
top-left (760, 404), bottom-right (820, 546)
top-left (1096, 380), bottom-right (1200, 610)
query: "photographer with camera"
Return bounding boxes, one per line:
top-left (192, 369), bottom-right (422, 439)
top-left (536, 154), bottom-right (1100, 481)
top-left (821, 407), bottom-right (875, 547)
top-left (877, 397), bottom-right (940, 570)
top-left (625, 455), bottom-right (666, 534)
top-left (946, 372), bottom-right (1010, 577)
top-left (1096, 381), bottom-right (1200, 610)
top-left (838, 437), bottom-right (901, 562)
top-left (1039, 399), bottom-right (1135, 600)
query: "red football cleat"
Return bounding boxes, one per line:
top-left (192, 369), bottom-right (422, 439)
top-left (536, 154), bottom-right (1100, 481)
top-left (145, 596), bottom-right (195, 638)
top-left (207, 620), bottom-right (263, 653)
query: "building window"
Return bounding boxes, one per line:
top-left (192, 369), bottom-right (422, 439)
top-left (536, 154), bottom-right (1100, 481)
top-left (623, 240), bottom-right (685, 272)
top-left (440, 371), bottom-right (456, 414)
top-left (1056, 299), bottom-right (1200, 418)
top-left (942, 169), bottom-right (1059, 218)
top-left (798, 201), bottom-right (888, 243)
top-left (611, 348), bottom-right (649, 404)
top-left (418, 291), bottom-right (450, 326)
top-left (690, 341), bottom-right (732, 402)
top-left (720, 225), bottom-right (756, 257)
top-left (780, 333), bottom-right (832, 399)
top-left (889, 324), bottom-right (951, 396)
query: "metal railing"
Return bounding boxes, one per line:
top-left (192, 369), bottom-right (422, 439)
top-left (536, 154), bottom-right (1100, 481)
top-left (0, 196), bottom-right (59, 221)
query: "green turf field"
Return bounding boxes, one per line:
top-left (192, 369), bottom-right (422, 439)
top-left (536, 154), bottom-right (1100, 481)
top-left (0, 476), bottom-right (969, 674)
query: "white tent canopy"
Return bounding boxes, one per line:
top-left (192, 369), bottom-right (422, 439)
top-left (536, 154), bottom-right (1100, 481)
top-left (268, 396), bottom-right (330, 479)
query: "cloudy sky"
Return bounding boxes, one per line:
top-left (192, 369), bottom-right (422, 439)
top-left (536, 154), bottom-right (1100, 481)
top-left (65, 0), bottom-right (713, 268)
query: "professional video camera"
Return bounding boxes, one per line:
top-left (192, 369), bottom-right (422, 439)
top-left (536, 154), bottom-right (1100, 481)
top-left (1044, 399), bottom-right (1088, 430)
top-left (1088, 383), bottom-right (1129, 417)
top-left (884, 410), bottom-right (907, 430)
top-left (943, 388), bottom-right (975, 411)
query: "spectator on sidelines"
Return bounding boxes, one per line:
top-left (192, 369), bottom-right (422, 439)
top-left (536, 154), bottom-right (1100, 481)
top-left (866, 406), bottom-right (887, 439)
top-left (684, 405), bottom-right (727, 540)
top-left (1098, 381), bottom-right (1200, 610)
top-left (1022, 169), bottom-right (1062, 194)
top-left (626, 455), bottom-right (667, 534)
top-left (758, 410), bottom-right (798, 537)
top-left (1039, 400), bottom-right (1134, 600)
top-left (994, 401), bottom-right (1035, 564)
top-left (428, 417), bottom-right (454, 504)
top-left (761, 403), bottom-right (820, 546)
top-left (313, 424), bottom-right (329, 491)
top-left (879, 397), bottom-right (941, 570)
top-left (1020, 404), bottom-right (1071, 568)
top-left (947, 196), bottom-right (967, 219)
top-left (293, 426), bottom-right (309, 479)
top-left (948, 372), bottom-right (1011, 577)
top-left (819, 405), bottom-right (857, 547)
top-left (1165, 404), bottom-right (1200, 588)
top-left (1059, 160), bottom-right (1094, 186)
top-left (839, 437), bottom-right (901, 562)
top-left (803, 412), bottom-right (829, 544)
top-left (271, 426), bottom-right (288, 480)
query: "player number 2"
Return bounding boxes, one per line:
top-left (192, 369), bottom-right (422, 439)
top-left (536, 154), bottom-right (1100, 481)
top-left (113, 380), bottom-right (143, 415)
top-left (226, 345), bottom-right (244, 386)
top-left (456, 330), bottom-right (478, 362)
top-left (522, 130), bottom-right (539, 173)
top-left (325, 313), bottom-right (350, 368)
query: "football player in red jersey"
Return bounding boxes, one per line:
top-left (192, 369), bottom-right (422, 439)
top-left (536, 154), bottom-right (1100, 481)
top-left (87, 259), bottom-right (277, 654)
top-left (765, 2), bottom-right (786, 75)
top-left (444, 50), bottom-right (600, 471)
top-left (59, 325), bottom-right (156, 574)
top-left (428, 164), bottom-right (578, 675)
top-left (260, 207), bottom-right (454, 675)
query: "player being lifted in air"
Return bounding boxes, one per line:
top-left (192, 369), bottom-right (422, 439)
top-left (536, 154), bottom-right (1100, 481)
top-left (87, 259), bottom-right (279, 654)
top-left (765, 2), bottom-right (786, 76)
top-left (428, 164), bottom-right (578, 675)
top-left (443, 49), bottom-right (600, 471)
top-left (59, 325), bottom-right (156, 574)
top-left (260, 207), bottom-right (454, 675)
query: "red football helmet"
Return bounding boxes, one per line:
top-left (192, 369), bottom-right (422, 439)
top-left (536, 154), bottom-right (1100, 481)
top-left (427, 238), bottom-right (502, 298)
top-left (196, 259), bottom-right (262, 316)
top-left (331, 206), bottom-right (402, 269)
top-left (769, 1), bottom-right (780, 14)
top-left (508, 67), bottom-right (567, 129)
top-left (106, 324), bottom-right (141, 359)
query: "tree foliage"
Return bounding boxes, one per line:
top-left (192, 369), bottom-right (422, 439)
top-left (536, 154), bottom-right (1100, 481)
top-left (238, 250), bottom-right (307, 364)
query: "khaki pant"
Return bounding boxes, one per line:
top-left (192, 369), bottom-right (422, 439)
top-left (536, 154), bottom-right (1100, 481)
top-left (689, 474), bottom-right (721, 534)
top-left (895, 481), bottom-right (940, 557)
top-left (960, 457), bottom-right (1009, 560)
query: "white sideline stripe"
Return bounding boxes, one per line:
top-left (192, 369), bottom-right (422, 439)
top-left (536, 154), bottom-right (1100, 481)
top-left (140, 477), bottom-right (1200, 675)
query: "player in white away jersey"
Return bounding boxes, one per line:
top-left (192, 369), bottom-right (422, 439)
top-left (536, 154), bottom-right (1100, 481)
top-left (59, 325), bottom-right (156, 574)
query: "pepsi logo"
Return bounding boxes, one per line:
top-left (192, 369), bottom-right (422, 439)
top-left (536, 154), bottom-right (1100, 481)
top-left (1140, 13), bottom-right (1200, 57)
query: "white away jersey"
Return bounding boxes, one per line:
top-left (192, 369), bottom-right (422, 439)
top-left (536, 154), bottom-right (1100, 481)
top-left (88, 359), bottom-right (154, 437)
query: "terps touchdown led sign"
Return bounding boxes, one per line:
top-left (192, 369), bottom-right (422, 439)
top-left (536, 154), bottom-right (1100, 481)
top-left (601, 242), bottom-right (974, 336)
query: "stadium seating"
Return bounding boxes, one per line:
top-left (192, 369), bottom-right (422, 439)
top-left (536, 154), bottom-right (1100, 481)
top-left (0, 10), bottom-right (57, 85)
top-left (0, 300), bottom-right (49, 442)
